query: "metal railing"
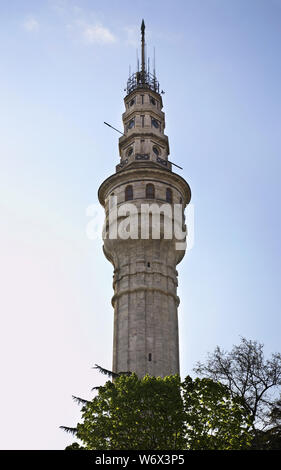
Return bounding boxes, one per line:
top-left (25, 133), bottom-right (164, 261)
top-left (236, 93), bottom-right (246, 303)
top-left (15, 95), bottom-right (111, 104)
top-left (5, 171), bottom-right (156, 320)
top-left (126, 71), bottom-right (160, 95)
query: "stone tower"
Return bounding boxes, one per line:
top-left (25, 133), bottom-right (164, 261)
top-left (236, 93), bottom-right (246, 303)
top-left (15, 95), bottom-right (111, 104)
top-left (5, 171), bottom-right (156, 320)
top-left (98, 21), bottom-right (191, 378)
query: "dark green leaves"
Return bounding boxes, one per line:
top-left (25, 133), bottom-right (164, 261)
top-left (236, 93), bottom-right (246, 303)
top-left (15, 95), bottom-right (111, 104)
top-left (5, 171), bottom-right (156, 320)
top-left (63, 374), bottom-right (253, 450)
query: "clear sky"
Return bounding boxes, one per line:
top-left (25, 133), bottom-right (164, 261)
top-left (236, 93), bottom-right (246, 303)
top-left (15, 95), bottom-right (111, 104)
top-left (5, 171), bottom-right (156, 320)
top-left (0, 0), bottom-right (281, 450)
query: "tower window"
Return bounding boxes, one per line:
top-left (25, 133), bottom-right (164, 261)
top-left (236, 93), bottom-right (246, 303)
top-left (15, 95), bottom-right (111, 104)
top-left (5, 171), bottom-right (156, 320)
top-left (148, 353), bottom-right (152, 362)
top-left (153, 146), bottom-right (160, 156)
top-left (125, 185), bottom-right (133, 201)
top-left (146, 183), bottom-right (155, 199)
top-left (129, 98), bottom-right (135, 107)
top-left (166, 188), bottom-right (173, 204)
top-left (127, 119), bottom-right (135, 130)
top-left (141, 95), bottom-right (144, 104)
top-left (150, 96), bottom-right (156, 105)
top-left (151, 118), bottom-right (159, 129)
top-left (141, 115), bottom-right (145, 127)
top-left (147, 262), bottom-right (150, 268)
top-left (127, 147), bottom-right (133, 157)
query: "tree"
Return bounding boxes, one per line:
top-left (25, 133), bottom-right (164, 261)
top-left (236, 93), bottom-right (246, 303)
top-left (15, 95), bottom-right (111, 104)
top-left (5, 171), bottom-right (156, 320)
top-left (193, 338), bottom-right (281, 444)
top-left (62, 371), bottom-right (252, 450)
top-left (182, 376), bottom-right (252, 450)
top-left (64, 374), bottom-right (185, 450)
top-left (251, 398), bottom-right (281, 449)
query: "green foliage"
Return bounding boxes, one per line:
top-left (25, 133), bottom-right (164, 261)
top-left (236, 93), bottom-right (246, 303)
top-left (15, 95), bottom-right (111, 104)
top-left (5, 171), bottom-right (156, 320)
top-left (65, 442), bottom-right (85, 450)
top-left (182, 377), bottom-right (253, 450)
top-left (194, 337), bottom-right (281, 449)
top-left (63, 374), bottom-right (253, 450)
top-left (76, 374), bottom-right (185, 450)
top-left (251, 428), bottom-right (281, 450)
top-left (251, 398), bottom-right (281, 449)
top-left (194, 337), bottom-right (281, 429)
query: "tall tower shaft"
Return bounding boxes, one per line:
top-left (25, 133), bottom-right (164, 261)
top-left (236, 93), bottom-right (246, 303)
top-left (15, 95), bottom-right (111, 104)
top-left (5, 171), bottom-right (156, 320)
top-left (98, 21), bottom-right (191, 378)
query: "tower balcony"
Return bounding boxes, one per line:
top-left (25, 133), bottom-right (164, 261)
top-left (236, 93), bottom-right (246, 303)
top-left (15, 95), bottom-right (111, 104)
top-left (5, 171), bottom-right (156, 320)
top-left (126, 71), bottom-right (160, 96)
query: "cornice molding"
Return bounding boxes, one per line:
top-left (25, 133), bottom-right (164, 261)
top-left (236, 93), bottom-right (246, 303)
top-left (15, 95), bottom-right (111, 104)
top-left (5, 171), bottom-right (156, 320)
top-left (98, 165), bottom-right (191, 206)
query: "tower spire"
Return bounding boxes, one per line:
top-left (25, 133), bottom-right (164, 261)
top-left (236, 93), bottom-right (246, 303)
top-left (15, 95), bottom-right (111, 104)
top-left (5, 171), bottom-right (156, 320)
top-left (126, 20), bottom-right (160, 95)
top-left (141, 19), bottom-right (145, 82)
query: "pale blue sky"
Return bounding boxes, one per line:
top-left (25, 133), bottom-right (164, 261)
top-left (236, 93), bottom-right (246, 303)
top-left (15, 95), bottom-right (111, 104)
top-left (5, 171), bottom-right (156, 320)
top-left (0, 0), bottom-right (280, 449)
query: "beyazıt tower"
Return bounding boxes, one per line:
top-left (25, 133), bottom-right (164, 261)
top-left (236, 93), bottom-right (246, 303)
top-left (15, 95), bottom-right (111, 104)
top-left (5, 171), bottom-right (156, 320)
top-left (98, 21), bottom-right (191, 378)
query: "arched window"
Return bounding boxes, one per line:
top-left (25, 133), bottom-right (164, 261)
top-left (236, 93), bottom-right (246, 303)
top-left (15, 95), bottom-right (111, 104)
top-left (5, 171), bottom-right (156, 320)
top-left (153, 146), bottom-right (160, 156)
top-left (166, 188), bottom-right (173, 203)
top-left (127, 147), bottom-right (133, 157)
top-left (127, 119), bottom-right (135, 130)
top-left (151, 117), bottom-right (159, 129)
top-left (146, 183), bottom-right (155, 199)
top-left (125, 185), bottom-right (133, 201)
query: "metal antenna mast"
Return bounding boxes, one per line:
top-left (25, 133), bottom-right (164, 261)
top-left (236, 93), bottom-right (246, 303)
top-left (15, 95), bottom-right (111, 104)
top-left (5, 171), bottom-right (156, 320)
top-left (141, 19), bottom-right (145, 82)
top-left (136, 49), bottom-right (139, 72)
